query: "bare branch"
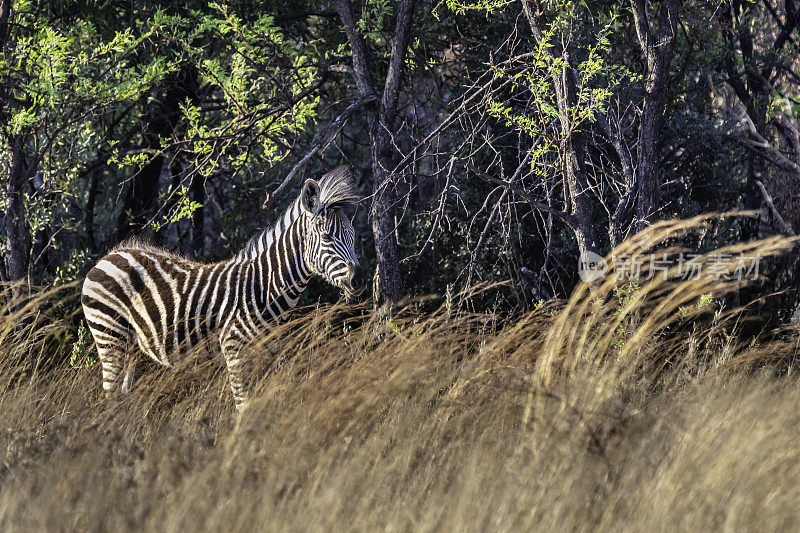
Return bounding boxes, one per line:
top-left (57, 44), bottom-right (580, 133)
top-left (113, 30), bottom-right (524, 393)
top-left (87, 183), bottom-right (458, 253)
top-left (467, 163), bottom-right (578, 230)
top-left (630, 0), bottom-right (654, 64)
top-left (332, 0), bottom-right (378, 99)
top-left (381, 0), bottom-right (416, 127)
top-left (756, 180), bottom-right (795, 235)
top-left (262, 94), bottom-right (377, 209)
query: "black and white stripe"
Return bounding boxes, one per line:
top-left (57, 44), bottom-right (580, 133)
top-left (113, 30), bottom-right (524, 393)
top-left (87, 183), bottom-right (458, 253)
top-left (81, 167), bottom-right (365, 408)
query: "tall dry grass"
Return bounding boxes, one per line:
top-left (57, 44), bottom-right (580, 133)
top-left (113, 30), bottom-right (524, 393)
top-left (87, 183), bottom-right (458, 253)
top-left (1, 218), bottom-right (800, 531)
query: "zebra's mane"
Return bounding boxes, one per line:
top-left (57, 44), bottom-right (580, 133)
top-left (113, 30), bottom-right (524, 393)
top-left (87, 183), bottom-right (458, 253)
top-left (113, 237), bottom-right (188, 261)
top-left (234, 166), bottom-right (360, 262)
top-left (316, 166), bottom-right (360, 210)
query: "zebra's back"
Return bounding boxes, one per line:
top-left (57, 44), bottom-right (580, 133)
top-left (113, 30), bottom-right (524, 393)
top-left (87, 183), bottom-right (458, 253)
top-left (81, 242), bottom-right (214, 366)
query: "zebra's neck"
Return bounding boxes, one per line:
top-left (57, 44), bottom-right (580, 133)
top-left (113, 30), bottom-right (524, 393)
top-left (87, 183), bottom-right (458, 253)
top-left (230, 199), bottom-right (311, 317)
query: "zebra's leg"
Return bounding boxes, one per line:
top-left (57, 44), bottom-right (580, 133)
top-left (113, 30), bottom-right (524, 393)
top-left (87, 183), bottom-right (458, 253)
top-left (224, 348), bottom-right (250, 410)
top-left (97, 344), bottom-right (128, 396)
top-left (93, 330), bottom-right (136, 397)
top-left (120, 354), bottom-right (139, 394)
top-left (121, 369), bottom-right (134, 393)
top-left (221, 332), bottom-right (251, 410)
top-left (221, 321), bottom-right (258, 410)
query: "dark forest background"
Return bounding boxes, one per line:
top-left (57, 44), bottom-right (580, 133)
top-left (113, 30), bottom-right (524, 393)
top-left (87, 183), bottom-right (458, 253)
top-left (1, 0), bottom-right (799, 319)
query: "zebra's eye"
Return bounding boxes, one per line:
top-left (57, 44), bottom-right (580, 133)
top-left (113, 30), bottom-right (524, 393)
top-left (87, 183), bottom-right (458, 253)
top-left (321, 233), bottom-right (333, 243)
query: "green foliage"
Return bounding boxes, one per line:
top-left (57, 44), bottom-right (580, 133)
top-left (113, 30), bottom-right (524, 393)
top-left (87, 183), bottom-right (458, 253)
top-left (0, 0), bottom-right (797, 326)
top-left (52, 248), bottom-right (93, 286)
top-left (173, 4), bottom-right (320, 177)
top-left (69, 323), bottom-right (96, 369)
top-left (150, 186), bottom-right (203, 233)
top-left (357, 0), bottom-right (394, 45)
top-left (442, 0), bottom-right (513, 16)
top-left (678, 293), bottom-right (715, 319)
top-left (608, 283), bottom-right (640, 349)
top-left (481, 3), bottom-right (636, 174)
top-left (3, 11), bottom-right (176, 137)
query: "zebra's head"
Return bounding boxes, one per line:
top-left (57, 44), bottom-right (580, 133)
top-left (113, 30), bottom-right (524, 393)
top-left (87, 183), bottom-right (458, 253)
top-left (299, 167), bottom-right (366, 298)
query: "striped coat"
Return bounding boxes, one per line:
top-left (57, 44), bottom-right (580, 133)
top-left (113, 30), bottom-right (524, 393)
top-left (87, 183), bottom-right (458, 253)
top-left (81, 167), bottom-right (365, 408)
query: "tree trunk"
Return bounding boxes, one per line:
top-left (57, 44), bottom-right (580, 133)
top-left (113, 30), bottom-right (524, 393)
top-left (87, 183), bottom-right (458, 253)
top-left (556, 56), bottom-right (599, 257)
top-left (720, 0), bottom-right (787, 240)
top-left (521, 1), bottom-right (599, 258)
top-left (0, 0), bottom-right (32, 301)
top-left (630, 0), bottom-right (680, 231)
top-left (369, 125), bottom-right (405, 303)
top-left (3, 135), bottom-right (32, 294)
top-left (334, 0), bottom-right (414, 304)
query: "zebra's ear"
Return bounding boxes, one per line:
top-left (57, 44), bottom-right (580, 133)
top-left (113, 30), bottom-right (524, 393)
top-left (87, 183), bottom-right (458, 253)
top-left (300, 179), bottom-right (321, 214)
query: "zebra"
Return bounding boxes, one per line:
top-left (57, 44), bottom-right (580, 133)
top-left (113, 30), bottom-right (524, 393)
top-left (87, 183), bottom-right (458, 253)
top-left (81, 166), bottom-right (365, 409)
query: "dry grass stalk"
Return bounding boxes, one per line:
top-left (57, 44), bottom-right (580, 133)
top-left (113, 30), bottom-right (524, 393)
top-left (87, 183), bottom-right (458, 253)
top-left (0, 218), bottom-right (799, 531)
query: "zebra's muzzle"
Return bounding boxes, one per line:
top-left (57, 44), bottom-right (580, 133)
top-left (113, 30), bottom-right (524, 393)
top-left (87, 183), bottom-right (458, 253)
top-left (344, 263), bottom-right (366, 297)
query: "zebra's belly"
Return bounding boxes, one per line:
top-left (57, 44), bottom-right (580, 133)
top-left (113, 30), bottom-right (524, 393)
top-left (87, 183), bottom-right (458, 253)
top-left (132, 319), bottom-right (220, 367)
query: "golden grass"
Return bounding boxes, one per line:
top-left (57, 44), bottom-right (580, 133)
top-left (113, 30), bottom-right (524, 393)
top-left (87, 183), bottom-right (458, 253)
top-left (1, 218), bottom-right (799, 531)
